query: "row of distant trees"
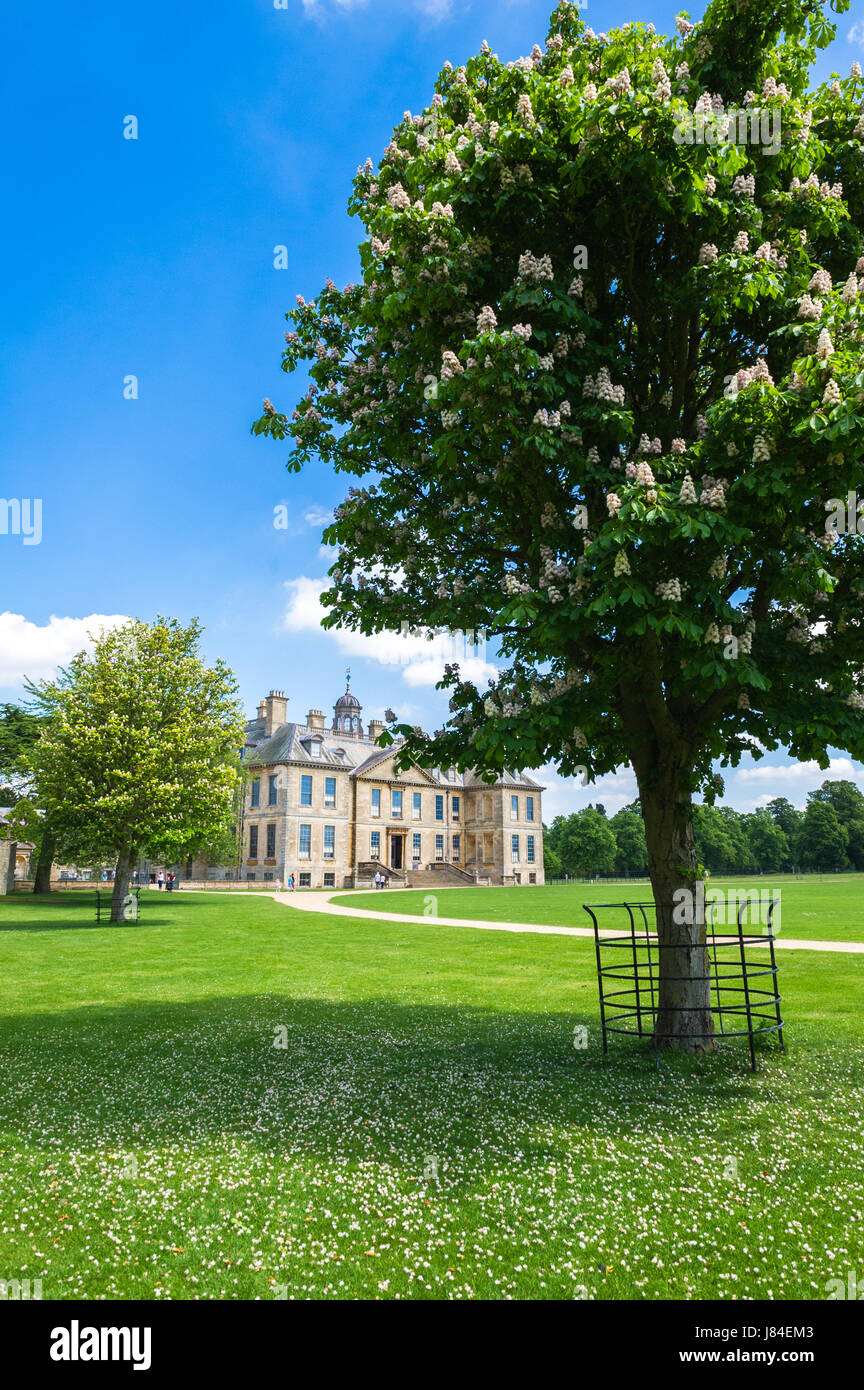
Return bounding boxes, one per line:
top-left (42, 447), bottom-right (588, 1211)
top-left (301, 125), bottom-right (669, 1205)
top-left (543, 782), bottom-right (864, 878)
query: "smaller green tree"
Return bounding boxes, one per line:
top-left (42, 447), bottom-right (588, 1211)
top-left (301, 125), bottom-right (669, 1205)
top-left (27, 618), bottom-right (245, 922)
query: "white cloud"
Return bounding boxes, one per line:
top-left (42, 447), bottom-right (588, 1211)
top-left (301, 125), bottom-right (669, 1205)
top-left (726, 758), bottom-right (864, 811)
top-left (282, 576), bottom-right (498, 686)
top-left (0, 612), bottom-right (129, 688)
top-left (848, 21), bottom-right (864, 45)
top-left (304, 506), bottom-right (333, 529)
top-left (535, 763), bottom-right (638, 821)
top-left (735, 757), bottom-right (862, 784)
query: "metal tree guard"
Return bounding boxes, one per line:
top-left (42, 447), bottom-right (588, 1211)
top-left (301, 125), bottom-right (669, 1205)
top-left (583, 899), bottom-right (784, 1071)
top-left (95, 888), bottom-right (141, 924)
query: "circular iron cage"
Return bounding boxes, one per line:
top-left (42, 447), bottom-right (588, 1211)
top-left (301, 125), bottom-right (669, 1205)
top-left (582, 900), bottom-right (784, 1071)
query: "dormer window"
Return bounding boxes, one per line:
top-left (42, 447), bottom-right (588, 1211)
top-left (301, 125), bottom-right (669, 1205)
top-left (301, 737), bottom-right (323, 758)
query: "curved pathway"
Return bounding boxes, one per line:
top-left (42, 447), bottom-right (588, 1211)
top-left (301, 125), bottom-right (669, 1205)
top-left (269, 888), bottom-right (864, 954)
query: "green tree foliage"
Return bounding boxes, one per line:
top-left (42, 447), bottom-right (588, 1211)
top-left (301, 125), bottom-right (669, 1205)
top-left (609, 803), bottom-right (649, 875)
top-left (798, 796), bottom-right (849, 867)
top-left (742, 806), bottom-right (790, 869)
top-left (256, 0), bottom-right (863, 1047)
top-left (0, 702), bottom-right (59, 892)
top-left (559, 806), bottom-right (618, 876)
top-left (26, 618), bottom-right (245, 922)
top-left (809, 777), bottom-right (864, 865)
top-left (766, 796), bottom-right (805, 865)
top-left (542, 842), bottom-right (562, 877)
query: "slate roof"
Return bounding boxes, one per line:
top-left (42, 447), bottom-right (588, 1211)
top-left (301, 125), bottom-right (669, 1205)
top-left (243, 720), bottom-right (544, 790)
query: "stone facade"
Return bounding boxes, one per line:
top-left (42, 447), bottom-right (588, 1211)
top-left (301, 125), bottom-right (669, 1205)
top-left (195, 684), bottom-right (544, 889)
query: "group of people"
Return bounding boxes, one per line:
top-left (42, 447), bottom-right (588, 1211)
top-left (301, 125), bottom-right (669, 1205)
top-left (373, 871), bottom-right (388, 890)
top-left (155, 872), bottom-right (177, 892)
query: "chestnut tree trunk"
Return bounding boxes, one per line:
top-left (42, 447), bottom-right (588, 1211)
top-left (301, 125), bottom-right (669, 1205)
top-left (637, 757), bottom-right (713, 1053)
top-left (110, 845), bottom-right (136, 924)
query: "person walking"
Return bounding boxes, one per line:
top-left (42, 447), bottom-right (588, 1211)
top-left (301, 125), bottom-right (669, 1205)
top-left (157, 871), bottom-right (165, 891)
top-left (167, 871), bottom-right (176, 893)
top-left (288, 873), bottom-right (295, 892)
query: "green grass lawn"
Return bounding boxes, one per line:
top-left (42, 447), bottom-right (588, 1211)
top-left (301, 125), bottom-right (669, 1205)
top-left (336, 876), bottom-right (864, 942)
top-left (0, 888), bottom-right (862, 1301)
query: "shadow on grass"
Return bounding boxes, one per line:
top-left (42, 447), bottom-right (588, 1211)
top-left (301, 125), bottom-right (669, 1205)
top-left (0, 993), bottom-right (778, 1166)
top-left (0, 893), bottom-right (195, 932)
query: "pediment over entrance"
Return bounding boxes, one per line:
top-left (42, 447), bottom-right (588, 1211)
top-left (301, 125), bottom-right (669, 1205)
top-left (351, 749), bottom-right (441, 786)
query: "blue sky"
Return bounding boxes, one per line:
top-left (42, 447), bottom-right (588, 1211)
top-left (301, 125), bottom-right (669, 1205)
top-left (2, 0), bottom-right (864, 818)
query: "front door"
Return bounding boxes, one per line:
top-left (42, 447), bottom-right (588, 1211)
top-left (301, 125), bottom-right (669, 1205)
top-left (390, 835), bottom-right (403, 870)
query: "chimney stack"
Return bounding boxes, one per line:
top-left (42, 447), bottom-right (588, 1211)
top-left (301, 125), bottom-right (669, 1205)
top-left (263, 690), bottom-right (288, 736)
top-left (306, 708), bottom-right (326, 732)
top-left (368, 718), bottom-right (385, 742)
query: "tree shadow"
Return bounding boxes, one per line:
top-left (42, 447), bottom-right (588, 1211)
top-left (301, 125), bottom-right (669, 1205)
top-left (0, 993), bottom-right (769, 1169)
top-left (0, 893), bottom-right (191, 932)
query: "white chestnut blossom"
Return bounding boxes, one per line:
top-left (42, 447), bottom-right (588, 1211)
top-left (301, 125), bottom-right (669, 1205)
top-left (699, 243), bottom-right (719, 265)
top-left (656, 578), bottom-right (682, 601)
top-left (752, 435), bottom-right (772, 463)
top-left (387, 183), bottom-right (411, 210)
top-left (823, 378), bottom-right (841, 406)
top-left (476, 305), bottom-right (498, 333)
top-left (516, 93), bottom-right (535, 125)
top-left (798, 294), bottom-right (822, 320)
top-left (810, 267), bottom-right (832, 296)
top-left (518, 251), bottom-right (554, 282)
top-left (614, 550), bottom-right (631, 577)
top-left (700, 476), bottom-right (727, 508)
top-left (679, 473), bottom-right (697, 504)
top-left (582, 367), bottom-right (625, 405)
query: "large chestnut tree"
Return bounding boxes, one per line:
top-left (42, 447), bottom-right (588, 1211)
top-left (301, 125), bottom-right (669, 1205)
top-left (256, 0), bottom-right (864, 1049)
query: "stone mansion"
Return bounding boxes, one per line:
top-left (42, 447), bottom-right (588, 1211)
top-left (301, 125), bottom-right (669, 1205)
top-left (200, 683), bottom-right (545, 889)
